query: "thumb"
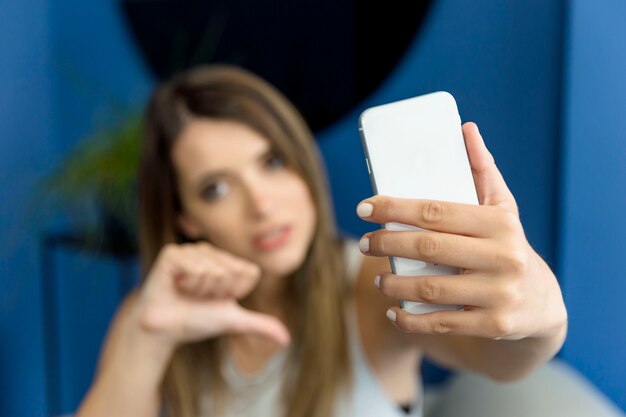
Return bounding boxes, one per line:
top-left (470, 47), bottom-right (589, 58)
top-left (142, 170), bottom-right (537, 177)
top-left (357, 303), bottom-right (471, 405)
top-left (463, 122), bottom-right (518, 215)
top-left (221, 303), bottom-right (291, 346)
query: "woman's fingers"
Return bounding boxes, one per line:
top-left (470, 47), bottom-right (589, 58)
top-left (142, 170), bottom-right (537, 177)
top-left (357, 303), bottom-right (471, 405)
top-left (376, 272), bottom-right (495, 308)
top-left (352, 123), bottom-right (566, 342)
top-left (388, 307), bottom-right (518, 340)
top-left (144, 298), bottom-right (291, 346)
top-left (357, 195), bottom-right (519, 239)
top-left (356, 123), bottom-right (522, 238)
top-left (176, 260), bottom-right (259, 299)
top-left (172, 243), bottom-right (261, 299)
top-left (462, 122), bottom-right (518, 215)
top-left (360, 229), bottom-right (515, 272)
top-left (187, 300), bottom-right (291, 346)
top-left (193, 245), bottom-right (260, 299)
top-left (222, 303), bottom-right (291, 346)
top-left (174, 253), bottom-right (225, 297)
top-left (141, 242), bottom-right (287, 346)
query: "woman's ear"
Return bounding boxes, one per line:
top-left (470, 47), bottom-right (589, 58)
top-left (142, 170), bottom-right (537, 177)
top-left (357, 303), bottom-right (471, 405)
top-left (177, 213), bottom-right (203, 240)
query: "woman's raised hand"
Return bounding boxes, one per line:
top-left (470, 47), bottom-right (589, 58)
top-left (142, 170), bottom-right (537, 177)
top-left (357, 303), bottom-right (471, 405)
top-left (135, 242), bottom-right (290, 349)
top-left (356, 122), bottom-right (567, 342)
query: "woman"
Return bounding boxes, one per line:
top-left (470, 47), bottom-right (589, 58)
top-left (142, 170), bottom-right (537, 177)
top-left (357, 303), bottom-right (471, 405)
top-left (76, 65), bottom-right (568, 417)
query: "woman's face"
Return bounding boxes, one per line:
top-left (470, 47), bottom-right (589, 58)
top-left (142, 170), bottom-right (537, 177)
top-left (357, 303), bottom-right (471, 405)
top-left (172, 118), bottom-right (317, 278)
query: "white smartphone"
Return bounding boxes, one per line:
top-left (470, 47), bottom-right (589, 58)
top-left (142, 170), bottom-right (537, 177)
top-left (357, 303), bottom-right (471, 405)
top-left (358, 91), bottom-right (479, 315)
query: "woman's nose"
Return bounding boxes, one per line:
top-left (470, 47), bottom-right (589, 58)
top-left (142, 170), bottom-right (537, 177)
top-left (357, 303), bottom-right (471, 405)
top-left (243, 180), bottom-right (275, 218)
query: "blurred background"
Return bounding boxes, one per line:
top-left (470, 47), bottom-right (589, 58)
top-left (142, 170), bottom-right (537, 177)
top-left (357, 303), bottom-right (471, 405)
top-left (1, 0), bottom-right (625, 416)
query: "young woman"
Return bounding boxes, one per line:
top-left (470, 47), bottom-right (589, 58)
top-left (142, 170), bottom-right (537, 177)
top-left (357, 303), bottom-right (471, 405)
top-left (76, 65), bottom-right (568, 417)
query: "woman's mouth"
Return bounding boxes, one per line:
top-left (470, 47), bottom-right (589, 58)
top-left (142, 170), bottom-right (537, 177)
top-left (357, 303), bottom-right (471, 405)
top-left (252, 225), bottom-right (292, 250)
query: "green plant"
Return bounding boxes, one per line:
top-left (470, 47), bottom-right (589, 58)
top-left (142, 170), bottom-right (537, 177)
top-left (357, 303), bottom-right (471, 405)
top-left (43, 114), bottom-right (142, 251)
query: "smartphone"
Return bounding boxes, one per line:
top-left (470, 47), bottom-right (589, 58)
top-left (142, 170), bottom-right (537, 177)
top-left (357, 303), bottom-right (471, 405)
top-left (358, 91), bottom-right (478, 315)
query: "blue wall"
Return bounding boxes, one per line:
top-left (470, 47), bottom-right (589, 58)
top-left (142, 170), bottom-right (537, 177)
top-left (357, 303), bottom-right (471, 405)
top-left (0, 1), bottom-right (54, 416)
top-left (1, 0), bottom-right (624, 415)
top-left (50, 1), bottom-right (151, 414)
top-left (0, 1), bottom-right (151, 415)
top-left (321, 0), bottom-right (564, 274)
top-left (51, 0), bottom-right (152, 155)
top-left (559, 0), bottom-right (626, 409)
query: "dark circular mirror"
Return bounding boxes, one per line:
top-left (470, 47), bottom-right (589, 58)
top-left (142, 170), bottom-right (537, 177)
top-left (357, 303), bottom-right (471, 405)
top-left (120, 0), bottom-right (433, 132)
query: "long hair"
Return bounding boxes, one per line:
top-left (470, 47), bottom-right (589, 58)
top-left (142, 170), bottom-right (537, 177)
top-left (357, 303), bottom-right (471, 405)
top-left (138, 64), bottom-right (350, 417)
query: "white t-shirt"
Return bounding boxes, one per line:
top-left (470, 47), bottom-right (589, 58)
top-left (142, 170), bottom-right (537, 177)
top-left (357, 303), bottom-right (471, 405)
top-left (199, 239), bottom-right (424, 417)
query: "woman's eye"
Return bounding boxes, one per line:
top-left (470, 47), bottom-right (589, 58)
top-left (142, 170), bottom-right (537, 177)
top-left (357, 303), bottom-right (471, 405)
top-left (200, 181), bottom-right (229, 201)
top-left (265, 153), bottom-right (285, 170)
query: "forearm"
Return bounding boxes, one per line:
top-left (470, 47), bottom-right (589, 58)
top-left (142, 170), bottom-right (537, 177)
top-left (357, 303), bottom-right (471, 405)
top-left (437, 321), bottom-right (568, 382)
top-left (76, 311), bottom-right (174, 417)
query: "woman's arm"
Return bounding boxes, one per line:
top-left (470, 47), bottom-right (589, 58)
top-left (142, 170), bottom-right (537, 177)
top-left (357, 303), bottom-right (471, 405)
top-left (77, 242), bottom-right (290, 416)
top-left (418, 319), bottom-right (567, 382)
top-left (356, 123), bottom-right (568, 381)
top-left (359, 253), bottom-right (567, 383)
top-left (76, 292), bottom-right (174, 417)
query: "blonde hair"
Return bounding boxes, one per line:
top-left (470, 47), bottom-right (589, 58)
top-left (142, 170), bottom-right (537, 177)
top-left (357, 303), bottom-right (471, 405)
top-left (138, 64), bottom-right (351, 417)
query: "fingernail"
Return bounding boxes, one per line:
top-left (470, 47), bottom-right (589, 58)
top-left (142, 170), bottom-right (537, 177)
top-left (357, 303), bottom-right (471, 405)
top-left (374, 275), bottom-right (381, 288)
top-left (356, 202), bottom-right (373, 218)
top-left (386, 309), bottom-right (397, 322)
top-left (358, 237), bottom-right (369, 253)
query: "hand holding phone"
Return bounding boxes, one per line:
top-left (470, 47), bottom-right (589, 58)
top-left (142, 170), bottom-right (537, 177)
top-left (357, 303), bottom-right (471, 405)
top-left (358, 92), bottom-right (478, 315)
top-left (357, 100), bottom-right (566, 345)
